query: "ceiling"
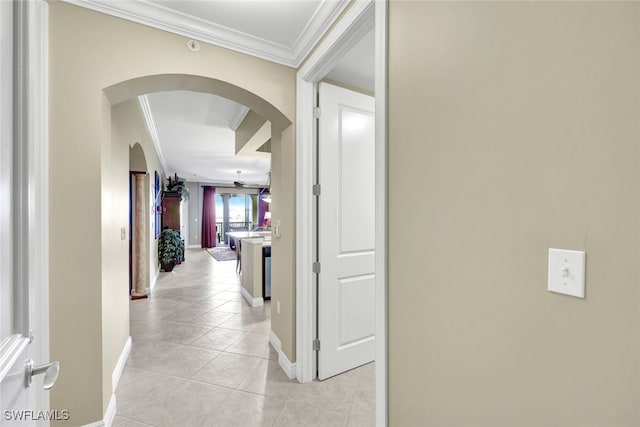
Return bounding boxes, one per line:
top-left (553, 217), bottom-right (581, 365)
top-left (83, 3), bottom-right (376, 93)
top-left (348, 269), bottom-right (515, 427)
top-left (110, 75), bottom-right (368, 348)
top-left (64, 0), bottom-right (350, 67)
top-left (326, 27), bottom-right (375, 93)
top-left (140, 90), bottom-right (271, 185)
top-left (67, 0), bottom-right (374, 185)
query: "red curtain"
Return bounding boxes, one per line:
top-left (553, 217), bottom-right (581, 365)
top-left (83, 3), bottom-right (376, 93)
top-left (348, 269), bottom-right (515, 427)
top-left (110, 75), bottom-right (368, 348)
top-left (202, 186), bottom-right (217, 248)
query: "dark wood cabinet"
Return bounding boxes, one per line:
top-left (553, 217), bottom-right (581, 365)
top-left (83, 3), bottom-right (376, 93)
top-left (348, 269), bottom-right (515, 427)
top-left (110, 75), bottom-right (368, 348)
top-left (162, 192), bottom-right (183, 233)
top-left (162, 191), bottom-right (186, 262)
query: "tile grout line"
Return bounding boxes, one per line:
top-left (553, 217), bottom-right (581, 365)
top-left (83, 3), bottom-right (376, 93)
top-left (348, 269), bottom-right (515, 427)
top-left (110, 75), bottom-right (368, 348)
top-left (121, 249), bottom-right (372, 427)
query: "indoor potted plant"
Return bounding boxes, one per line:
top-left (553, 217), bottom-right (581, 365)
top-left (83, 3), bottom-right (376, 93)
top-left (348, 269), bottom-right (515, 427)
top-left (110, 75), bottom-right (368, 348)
top-left (159, 228), bottom-right (183, 272)
top-left (166, 174), bottom-right (190, 200)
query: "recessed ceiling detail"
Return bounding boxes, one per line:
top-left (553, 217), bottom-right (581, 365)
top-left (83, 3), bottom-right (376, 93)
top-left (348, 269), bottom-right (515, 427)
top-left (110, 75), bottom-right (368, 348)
top-left (140, 91), bottom-right (271, 185)
top-left (62, 0), bottom-right (350, 67)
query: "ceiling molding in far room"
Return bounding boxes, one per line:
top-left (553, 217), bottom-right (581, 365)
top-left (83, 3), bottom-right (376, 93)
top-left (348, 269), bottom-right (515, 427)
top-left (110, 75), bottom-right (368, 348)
top-left (61, 0), bottom-right (351, 68)
top-left (229, 105), bottom-right (251, 132)
top-left (137, 94), bottom-right (169, 177)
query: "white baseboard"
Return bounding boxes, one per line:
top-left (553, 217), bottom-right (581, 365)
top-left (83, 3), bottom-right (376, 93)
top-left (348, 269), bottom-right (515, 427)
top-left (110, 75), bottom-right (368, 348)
top-left (82, 394), bottom-right (116, 427)
top-left (104, 394), bottom-right (116, 427)
top-left (83, 337), bottom-right (130, 426)
top-left (112, 336), bottom-right (131, 391)
top-left (188, 244), bottom-right (201, 249)
top-left (241, 286), bottom-right (264, 307)
top-left (269, 331), bottom-right (296, 380)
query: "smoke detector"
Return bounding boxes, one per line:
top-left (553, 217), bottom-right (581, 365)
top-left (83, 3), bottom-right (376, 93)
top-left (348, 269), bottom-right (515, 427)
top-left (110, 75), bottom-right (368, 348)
top-left (187, 40), bottom-right (200, 52)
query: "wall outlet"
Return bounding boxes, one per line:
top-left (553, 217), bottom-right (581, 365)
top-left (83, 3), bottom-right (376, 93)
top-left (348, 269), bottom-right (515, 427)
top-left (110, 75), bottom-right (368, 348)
top-left (276, 300), bottom-right (281, 314)
top-left (120, 227), bottom-right (127, 240)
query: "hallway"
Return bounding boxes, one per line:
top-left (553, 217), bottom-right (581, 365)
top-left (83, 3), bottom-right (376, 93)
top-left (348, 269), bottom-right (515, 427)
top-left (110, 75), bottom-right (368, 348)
top-left (114, 249), bottom-right (374, 427)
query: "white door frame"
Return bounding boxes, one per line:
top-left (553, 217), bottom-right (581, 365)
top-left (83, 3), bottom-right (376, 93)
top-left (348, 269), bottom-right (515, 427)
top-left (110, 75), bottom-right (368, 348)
top-left (295, 0), bottom-right (387, 424)
top-left (23, 1), bottom-right (50, 414)
top-left (0, 0), bottom-right (50, 416)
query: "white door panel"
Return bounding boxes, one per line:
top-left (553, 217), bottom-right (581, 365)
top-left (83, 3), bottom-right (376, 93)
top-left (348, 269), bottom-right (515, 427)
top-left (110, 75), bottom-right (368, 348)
top-left (337, 275), bottom-right (375, 346)
top-left (1, 341), bottom-right (32, 426)
top-left (0, 0), bottom-right (14, 345)
top-left (1, 1), bottom-right (52, 424)
top-left (337, 252), bottom-right (375, 278)
top-left (338, 108), bottom-right (375, 254)
top-left (318, 82), bottom-right (375, 380)
top-left (0, 2), bottom-right (32, 419)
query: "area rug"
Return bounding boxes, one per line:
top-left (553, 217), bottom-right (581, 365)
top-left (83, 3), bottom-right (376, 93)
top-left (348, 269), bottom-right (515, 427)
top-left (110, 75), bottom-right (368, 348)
top-left (207, 246), bottom-right (237, 262)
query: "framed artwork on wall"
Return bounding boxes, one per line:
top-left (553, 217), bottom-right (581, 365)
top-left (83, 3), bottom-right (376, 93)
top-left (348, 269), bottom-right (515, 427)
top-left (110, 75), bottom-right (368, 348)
top-left (154, 170), bottom-right (162, 238)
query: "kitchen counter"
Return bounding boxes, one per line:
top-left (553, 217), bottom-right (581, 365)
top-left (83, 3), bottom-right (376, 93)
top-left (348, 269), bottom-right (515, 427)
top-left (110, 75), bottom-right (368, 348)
top-left (240, 238), bottom-right (270, 307)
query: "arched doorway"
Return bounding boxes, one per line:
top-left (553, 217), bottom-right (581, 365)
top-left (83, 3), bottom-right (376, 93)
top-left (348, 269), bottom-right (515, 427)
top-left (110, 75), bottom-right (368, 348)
top-left (129, 143), bottom-right (149, 299)
top-left (104, 74), bottom-right (291, 131)
top-left (48, 3), bottom-right (298, 419)
top-left (108, 73), bottom-right (292, 304)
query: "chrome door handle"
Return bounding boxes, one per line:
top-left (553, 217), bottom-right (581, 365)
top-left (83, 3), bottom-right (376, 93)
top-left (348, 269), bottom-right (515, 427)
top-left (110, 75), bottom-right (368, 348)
top-left (25, 359), bottom-right (60, 390)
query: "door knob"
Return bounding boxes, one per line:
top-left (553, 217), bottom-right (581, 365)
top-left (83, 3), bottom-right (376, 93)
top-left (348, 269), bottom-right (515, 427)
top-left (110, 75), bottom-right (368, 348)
top-left (25, 359), bottom-right (60, 390)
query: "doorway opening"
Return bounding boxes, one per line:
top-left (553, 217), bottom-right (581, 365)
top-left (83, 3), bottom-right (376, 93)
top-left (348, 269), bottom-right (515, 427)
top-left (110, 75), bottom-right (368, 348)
top-left (129, 143), bottom-right (150, 300)
top-left (296, 0), bottom-right (388, 425)
top-left (107, 73), bottom-right (290, 293)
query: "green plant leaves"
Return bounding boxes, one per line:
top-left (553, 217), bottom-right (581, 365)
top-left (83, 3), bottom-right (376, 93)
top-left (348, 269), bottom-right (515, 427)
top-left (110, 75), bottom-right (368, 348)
top-left (159, 228), bottom-right (184, 265)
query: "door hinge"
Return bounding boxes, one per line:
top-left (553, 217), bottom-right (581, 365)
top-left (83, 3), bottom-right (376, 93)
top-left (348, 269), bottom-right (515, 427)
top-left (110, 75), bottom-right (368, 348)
top-left (312, 262), bottom-right (321, 274)
top-left (312, 184), bottom-right (321, 196)
top-left (313, 339), bottom-right (321, 351)
top-left (313, 107), bottom-right (322, 119)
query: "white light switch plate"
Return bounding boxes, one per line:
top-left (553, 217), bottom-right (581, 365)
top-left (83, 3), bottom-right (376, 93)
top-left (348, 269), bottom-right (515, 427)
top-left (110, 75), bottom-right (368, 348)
top-left (548, 248), bottom-right (585, 298)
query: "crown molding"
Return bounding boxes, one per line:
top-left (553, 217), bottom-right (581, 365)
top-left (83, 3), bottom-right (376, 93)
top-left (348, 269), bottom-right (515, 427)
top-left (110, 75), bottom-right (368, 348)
top-left (137, 95), bottom-right (169, 177)
top-left (62, 0), bottom-right (350, 68)
top-left (229, 105), bottom-right (250, 132)
top-left (288, 0), bottom-right (351, 67)
top-left (299, 0), bottom-right (374, 82)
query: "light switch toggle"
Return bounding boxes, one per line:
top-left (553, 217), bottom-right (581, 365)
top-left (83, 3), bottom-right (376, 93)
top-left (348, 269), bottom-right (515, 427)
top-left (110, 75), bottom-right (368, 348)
top-left (548, 248), bottom-right (585, 298)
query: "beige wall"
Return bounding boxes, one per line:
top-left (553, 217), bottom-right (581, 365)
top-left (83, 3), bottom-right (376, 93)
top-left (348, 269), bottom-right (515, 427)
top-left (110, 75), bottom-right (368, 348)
top-left (270, 124), bottom-right (297, 360)
top-left (117, 99), bottom-right (166, 294)
top-left (49, 2), bottom-right (296, 424)
top-left (104, 91), bottom-right (167, 419)
top-left (236, 110), bottom-right (268, 154)
top-left (388, 2), bottom-right (640, 426)
top-left (186, 182), bottom-right (202, 247)
top-left (101, 96), bottom-right (130, 413)
top-left (241, 238), bottom-right (265, 299)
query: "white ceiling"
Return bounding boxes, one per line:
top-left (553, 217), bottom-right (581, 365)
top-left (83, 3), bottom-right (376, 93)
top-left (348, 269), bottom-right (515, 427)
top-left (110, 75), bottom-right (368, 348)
top-left (326, 27), bottom-right (375, 93)
top-left (64, 0), bottom-right (350, 67)
top-left (140, 90), bottom-right (271, 185)
top-left (67, 0), bottom-right (374, 185)
top-left (156, 0), bottom-right (325, 47)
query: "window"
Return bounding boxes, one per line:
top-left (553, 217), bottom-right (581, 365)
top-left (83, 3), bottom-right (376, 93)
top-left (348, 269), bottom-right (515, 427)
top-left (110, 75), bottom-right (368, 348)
top-left (229, 194), bottom-right (253, 230)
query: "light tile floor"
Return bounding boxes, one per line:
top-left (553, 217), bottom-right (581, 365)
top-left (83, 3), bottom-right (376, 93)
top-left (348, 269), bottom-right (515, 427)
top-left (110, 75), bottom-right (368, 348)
top-left (114, 249), bottom-right (375, 427)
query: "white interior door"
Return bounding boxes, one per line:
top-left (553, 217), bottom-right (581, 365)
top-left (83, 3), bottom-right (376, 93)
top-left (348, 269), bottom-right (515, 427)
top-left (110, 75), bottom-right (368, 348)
top-left (0, 1), bottom-right (55, 424)
top-left (0, 1), bottom-right (33, 419)
top-left (317, 82), bottom-right (375, 380)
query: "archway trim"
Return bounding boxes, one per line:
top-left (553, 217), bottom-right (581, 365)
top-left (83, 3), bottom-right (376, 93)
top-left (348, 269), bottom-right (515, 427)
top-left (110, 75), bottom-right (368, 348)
top-left (104, 73), bottom-right (292, 130)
